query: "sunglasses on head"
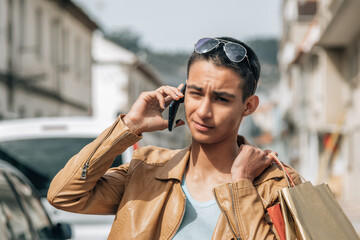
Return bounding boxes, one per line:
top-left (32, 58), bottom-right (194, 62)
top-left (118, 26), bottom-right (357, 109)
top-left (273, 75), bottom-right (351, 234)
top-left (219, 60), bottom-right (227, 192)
top-left (194, 37), bottom-right (257, 95)
top-left (194, 37), bottom-right (251, 64)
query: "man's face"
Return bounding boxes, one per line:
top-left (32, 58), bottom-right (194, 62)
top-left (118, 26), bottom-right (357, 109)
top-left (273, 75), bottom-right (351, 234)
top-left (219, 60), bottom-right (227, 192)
top-left (185, 60), bottom-right (248, 145)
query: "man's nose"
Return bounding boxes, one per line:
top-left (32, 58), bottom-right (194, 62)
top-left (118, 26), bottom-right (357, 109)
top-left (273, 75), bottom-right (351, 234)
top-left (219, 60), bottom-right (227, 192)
top-left (197, 98), bottom-right (213, 119)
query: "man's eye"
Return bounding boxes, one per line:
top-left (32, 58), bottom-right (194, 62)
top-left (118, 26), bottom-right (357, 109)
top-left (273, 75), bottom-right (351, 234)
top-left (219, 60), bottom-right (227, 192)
top-left (190, 91), bottom-right (202, 96)
top-left (215, 96), bottom-right (229, 102)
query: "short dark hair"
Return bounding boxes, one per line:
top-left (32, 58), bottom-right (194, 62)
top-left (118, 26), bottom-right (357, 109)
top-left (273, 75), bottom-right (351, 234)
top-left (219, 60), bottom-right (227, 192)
top-left (187, 37), bottom-right (261, 102)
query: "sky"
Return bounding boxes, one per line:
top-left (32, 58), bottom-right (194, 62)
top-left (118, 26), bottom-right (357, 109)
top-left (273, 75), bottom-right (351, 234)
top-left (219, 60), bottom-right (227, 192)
top-left (74, 0), bottom-right (283, 52)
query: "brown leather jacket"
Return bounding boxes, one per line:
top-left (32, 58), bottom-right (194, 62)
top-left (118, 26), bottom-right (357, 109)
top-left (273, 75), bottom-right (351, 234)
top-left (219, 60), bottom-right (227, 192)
top-left (48, 116), bottom-right (301, 240)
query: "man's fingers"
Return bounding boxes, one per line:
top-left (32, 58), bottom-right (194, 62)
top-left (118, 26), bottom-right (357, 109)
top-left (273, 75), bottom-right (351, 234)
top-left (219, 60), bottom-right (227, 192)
top-left (264, 149), bottom-right (278, 156)
top-left (175, 119), bottom-right (185, 128)
top-left (265, 155), bottom-right (274, 165)
top-left (264, 149), bottom-right (278, 165)
top-left (177, 83), bottom-right (185, 91)
top-left (157, 86), bottom-right (183, 100)
top-left (155, 92), bottom-right (166, 109)
top-left (164, 96), bottom-right (173, 107)
top-left (156, 85), bottom-right (185, 109)
top-left (150, 84), bottom-right (186, 113)
top-left (266, 152), bottom-right (280, 167)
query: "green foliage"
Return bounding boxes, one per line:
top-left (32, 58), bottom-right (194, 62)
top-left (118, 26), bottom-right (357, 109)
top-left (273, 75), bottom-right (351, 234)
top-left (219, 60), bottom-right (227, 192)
top-left (246, 38), bottom-right (280, 92)
top-left (247, 38), bottom-right (279, 65)
top-left (146, 51), bottom-right (190, 86)
top-left (105, 29), bottom-right (144, 53)
top-left (105, 30), bottom-right (279, 88)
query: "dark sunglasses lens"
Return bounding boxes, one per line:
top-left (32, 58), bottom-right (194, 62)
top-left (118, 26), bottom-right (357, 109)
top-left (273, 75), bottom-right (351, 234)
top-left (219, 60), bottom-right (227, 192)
top-left (224, 43), bottom-right (247, 62)
top-left (195, 38), bottom-right (219, 53)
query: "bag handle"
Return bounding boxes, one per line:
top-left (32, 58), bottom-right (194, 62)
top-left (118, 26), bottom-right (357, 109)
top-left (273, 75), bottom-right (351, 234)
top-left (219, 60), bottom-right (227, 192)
top-left (268, 153), bottom-right (296, 187)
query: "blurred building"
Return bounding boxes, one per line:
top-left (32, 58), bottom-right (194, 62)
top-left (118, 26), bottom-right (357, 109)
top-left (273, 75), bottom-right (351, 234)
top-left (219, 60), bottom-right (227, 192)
top-left (0, 0), bottom-right (97, 120)
top-left (92, 32), bottom-right (189, 149)
top-left (92, 32), bottom-right (163, 121)
top-left (279, 0), bottom-right (360, 229)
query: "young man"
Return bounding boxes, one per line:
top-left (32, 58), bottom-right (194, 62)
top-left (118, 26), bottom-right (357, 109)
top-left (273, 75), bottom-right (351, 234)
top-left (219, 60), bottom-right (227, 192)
top-left (48, 37), bottom-right (300, 239)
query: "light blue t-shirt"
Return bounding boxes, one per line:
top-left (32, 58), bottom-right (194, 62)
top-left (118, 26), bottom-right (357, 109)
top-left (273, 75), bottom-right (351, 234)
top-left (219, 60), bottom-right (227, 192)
top-left (172, 175), bottom-right (221, 240)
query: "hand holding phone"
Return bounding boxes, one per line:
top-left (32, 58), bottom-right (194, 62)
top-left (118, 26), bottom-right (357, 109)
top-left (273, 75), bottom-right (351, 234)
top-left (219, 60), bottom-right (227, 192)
top-left (124, 85), bottom-right (184, 135)
top-left (168, 84), bottom-right (186, 131)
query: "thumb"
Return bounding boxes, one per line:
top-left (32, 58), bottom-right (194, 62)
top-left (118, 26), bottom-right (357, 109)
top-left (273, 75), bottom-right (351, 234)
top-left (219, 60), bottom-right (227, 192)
top-left (147, 118), bottom-right (169, 132)
top-left (160, 119), bottom-right (170, 131)
top-left (265, 155), bottom-right (274, 165)
top-left (238, 144), bottom-right (244, 152)
top-left (174, 119), bottom-right (185, 128)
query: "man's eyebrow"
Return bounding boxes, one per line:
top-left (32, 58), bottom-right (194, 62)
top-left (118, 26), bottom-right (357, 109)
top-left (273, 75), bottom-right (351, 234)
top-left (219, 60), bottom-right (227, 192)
top-left (213, 91), bottom-right (236, 99)
top-left (187, 85), bottom-right (203, 91)
top-left (187, 84), bottom-right (235, 98)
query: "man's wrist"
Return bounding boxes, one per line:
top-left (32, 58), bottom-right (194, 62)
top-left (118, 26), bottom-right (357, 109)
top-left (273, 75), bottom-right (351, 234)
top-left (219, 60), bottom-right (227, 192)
top-left (123, 115), bottom-right (143, 136)
top-left (231, 171), bottom-right (254, 182)
top-left (232, 176), bottom-right (253, 182)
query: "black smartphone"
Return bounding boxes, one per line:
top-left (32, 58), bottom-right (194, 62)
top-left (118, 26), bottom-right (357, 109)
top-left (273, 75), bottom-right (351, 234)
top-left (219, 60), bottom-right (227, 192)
top-left (168, 84), bottom-right (186, 131)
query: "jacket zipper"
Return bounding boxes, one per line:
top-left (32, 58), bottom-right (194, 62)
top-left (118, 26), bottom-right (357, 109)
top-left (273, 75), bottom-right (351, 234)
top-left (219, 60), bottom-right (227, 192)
top-left (81, 118), bottom-right (129, 179)
top-left (229, 183), bottom-right (242, 240)
top-left (213, 189), bottom-right (242, 240)
top-left (81, 162), bottom-right (89, 179)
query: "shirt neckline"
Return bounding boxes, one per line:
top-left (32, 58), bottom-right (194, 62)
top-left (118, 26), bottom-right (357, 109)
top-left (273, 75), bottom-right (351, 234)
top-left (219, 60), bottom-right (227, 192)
top-left (181, 173), bottom-right (217, 208)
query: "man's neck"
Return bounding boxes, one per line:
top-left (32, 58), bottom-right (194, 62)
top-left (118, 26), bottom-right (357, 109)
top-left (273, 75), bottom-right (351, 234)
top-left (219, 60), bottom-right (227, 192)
top-left (183, 135), bottom-right (240, 202)
top-left (187, 136), bottom-right (239, 181)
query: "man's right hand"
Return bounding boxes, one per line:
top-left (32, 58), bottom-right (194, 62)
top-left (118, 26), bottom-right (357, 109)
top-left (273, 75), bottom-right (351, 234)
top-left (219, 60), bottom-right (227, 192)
top-left (123, 84), bottom-right (184, 135)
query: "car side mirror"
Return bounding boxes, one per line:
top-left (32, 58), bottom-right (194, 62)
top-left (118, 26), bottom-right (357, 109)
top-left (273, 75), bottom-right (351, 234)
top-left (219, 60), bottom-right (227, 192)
top-left (54, 222), bottom-right (72, 239)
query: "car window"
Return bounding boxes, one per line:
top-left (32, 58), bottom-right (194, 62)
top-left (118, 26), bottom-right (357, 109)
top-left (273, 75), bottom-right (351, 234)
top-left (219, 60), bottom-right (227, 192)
top-left (0, 138), bottom-right (94, 178)
top-left (0, 137), bottom-right (124, 197)
top-left (0, 172), bottom-right (33, 240)
top-left (7, 173), bottom-right (53, 239)
top-left (0, 138), bottom-right (94, 196)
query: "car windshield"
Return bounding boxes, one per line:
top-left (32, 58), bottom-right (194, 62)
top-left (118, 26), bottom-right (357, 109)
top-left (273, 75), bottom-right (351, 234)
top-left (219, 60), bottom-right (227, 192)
top-left (0, 138), bottom-right (94, 196)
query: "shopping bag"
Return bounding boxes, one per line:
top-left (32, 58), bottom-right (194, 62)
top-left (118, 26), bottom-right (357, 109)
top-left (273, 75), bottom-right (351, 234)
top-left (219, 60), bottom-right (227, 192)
top-left (267, 203), bottom-right (286, 240)
top-left (267, 153), bottom-right (359, 240)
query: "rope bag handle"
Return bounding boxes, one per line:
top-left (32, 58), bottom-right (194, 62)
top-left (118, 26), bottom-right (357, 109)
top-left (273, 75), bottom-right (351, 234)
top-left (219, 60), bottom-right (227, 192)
top-left (267, 153), bottom-right (296, 187)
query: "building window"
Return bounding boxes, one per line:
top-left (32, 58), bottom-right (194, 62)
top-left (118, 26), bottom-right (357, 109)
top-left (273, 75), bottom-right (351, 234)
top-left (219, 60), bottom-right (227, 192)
top-left (35, 7), bottom-right (43, 60)
top-left (50, 19), bottom-right (59, 67)
top-left (0, 1), bottom-right (3, 30)
top-left (18, 105), bottom-right (26, 118)
top-left (61, 28), bottom-right (69, 72)
top-left (298, 1), bottom-right (317, 22)
top-left (34, 110), bottom-right (42, 117)
top-left (19, 0), bottom-right (26, 49)
top-left (349, 44), bottom-right (359, 87)
top-left (83, 43), bottom-right (90, 78)
top-left (74, 37), bottom-right (81, 77)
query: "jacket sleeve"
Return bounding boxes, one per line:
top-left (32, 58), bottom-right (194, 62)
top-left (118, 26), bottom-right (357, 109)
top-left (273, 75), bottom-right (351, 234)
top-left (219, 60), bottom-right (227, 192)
top-left (47, 116), bottom-right (142, 215)
top-left (213, 167), bottom-right (301, 240)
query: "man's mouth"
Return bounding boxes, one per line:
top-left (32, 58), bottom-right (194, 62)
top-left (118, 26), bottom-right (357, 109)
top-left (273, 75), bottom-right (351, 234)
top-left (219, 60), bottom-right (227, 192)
top-left (193, 120), bottom-right (213, 131)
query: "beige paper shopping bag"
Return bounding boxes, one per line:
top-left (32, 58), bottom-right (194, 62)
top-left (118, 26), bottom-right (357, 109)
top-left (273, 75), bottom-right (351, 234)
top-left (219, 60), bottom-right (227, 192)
top-left (268, 153), bottom-right (359, 240)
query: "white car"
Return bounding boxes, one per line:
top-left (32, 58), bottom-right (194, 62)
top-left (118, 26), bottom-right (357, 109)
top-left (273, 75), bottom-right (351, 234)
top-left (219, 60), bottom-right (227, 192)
top-left (0, 117), bottom-right (134, 240)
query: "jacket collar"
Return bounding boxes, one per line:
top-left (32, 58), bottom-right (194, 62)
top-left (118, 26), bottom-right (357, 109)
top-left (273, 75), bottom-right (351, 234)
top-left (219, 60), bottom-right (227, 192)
top-left (155, 146), bottom-right (190, 181)
top-left (154, 135), bottom-right (283, 184)
top-left (154, 136), bottom-right (246, 182)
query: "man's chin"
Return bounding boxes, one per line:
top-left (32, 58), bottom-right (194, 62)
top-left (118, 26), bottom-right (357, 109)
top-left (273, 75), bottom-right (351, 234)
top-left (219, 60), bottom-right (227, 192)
top-left (191, 135), bottom-right (218, 145)
top-left (190, 130), bottom-right (238, 146)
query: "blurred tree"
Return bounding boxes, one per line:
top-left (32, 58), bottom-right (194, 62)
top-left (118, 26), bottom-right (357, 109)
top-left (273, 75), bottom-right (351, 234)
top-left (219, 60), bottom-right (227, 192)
top-left (106, 29), bottom-right (144, 53)
top-left (106, 29), bottom-right (190, 86)
top-left (247, 38), bottom-right (280, 93)
top-left (247, 38), bottom-right (278, 64)
top-left (106, 29), bottom-right (279, 89)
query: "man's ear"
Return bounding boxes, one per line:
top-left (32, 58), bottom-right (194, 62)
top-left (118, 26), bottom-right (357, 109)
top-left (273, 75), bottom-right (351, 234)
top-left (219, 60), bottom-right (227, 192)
top-left (243, 95), bottom-right (259, 116)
